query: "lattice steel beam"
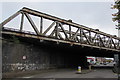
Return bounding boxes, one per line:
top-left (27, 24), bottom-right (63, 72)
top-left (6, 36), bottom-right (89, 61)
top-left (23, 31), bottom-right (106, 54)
top-left (0, 7), bottom-right (120, 51)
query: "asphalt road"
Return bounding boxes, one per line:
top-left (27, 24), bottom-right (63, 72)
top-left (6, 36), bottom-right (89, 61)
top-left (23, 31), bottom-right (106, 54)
top-left (21, 68), bottom-right (118, 78)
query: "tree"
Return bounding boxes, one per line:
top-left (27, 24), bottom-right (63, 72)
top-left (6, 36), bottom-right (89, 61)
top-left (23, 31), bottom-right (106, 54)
top-left (112, 0), bottom-right (120, 30)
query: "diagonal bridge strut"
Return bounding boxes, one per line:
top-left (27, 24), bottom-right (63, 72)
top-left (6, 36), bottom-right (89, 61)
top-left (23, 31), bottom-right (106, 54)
top-left (0, 7), bottom-right (120, 52)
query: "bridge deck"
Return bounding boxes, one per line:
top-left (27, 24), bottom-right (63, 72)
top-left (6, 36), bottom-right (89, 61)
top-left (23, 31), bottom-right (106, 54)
top-left (2, 27), bottom-right (120, 52)
top-left (1, 7), bottom-right (120, 52)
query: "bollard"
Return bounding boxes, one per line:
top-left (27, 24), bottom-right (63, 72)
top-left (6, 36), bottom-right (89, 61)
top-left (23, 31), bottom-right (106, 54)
top-left (77, 66), bottom-right (81, 73)
top-left (89, 65), bottom-right (91, 71)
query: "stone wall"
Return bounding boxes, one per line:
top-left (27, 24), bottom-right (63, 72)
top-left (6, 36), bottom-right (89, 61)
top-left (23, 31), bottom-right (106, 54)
top-left (2, 39), bottom-right (65, 72)
top-left (2, 36), bottom-right (88, 73)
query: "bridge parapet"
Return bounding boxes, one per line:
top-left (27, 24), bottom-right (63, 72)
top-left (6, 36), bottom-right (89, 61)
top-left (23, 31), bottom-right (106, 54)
top-left (1, 7), bottom-right (120, 52)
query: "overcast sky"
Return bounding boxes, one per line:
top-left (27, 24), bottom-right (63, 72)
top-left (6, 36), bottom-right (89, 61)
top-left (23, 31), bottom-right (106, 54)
top-left (1, 2), bottom-right (119, 36)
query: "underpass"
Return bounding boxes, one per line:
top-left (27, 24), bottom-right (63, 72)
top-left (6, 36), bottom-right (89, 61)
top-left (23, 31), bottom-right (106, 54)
top-left (1, 7), bottom-right (120, 78)
top-left (2, 32), bottom-right (119, 78)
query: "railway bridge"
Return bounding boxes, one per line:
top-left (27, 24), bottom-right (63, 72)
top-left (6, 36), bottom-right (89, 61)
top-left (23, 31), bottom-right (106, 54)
top-left (1, 7), bottom-right (120, 72)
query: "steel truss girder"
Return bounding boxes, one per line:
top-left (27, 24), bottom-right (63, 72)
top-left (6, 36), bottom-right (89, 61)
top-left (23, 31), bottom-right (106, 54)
top-left (0, 7), bottom-right (120, 51)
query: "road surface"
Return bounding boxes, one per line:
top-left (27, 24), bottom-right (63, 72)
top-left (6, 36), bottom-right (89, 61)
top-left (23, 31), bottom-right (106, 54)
top-left (21, 68), bottom-right (118, 78)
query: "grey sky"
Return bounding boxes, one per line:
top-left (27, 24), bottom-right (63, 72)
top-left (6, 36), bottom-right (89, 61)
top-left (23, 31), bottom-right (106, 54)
top-left (1, 2), bottom-right (118, 36)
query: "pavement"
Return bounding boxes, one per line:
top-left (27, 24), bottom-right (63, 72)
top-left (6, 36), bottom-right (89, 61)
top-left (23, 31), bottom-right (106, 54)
top-left (22, 68), bottom-right (117, 78)
top-left (2, 68), bottom-right (92, 78)
top-left (3, 63), bottom-right (119, 78)
top-left (22, 63), bottom-right (118, 78)
top-left (21, 69), bottom-right (92, 78)
top-left (3, 68), bottom-right (118, 78)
